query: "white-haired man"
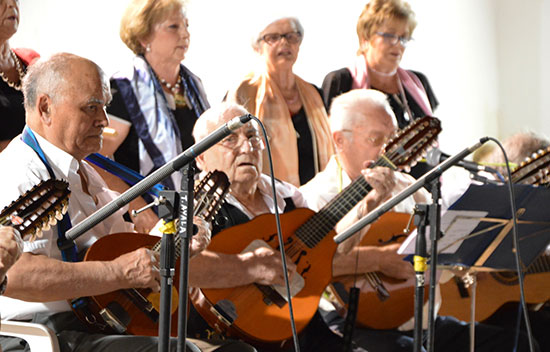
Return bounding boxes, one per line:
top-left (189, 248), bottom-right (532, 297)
top-left (301, 89), bottom-right (535, 352)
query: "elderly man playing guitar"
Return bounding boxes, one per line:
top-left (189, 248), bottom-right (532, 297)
top-left (300, 89), bottom-right (536, 352)
top-left (0, 53), bottom-right (254, 352)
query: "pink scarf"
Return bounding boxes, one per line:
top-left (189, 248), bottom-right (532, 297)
top-left (348, 54), bottom-right (433, 116)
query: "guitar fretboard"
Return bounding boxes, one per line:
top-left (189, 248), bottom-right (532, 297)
top-left (295, 158), bottom-right (394, 248)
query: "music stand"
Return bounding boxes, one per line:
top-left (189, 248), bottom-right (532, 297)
top-left (437, 183), bottom-right (550, 352)
top-left (438, 183), bottom-right (550, 270)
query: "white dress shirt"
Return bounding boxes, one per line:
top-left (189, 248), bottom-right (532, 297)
top-left (0, 131), bottom-right (134, 320)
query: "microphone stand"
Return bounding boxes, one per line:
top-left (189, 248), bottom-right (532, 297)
top-left (413, 204), bottom-right (428, 352)
top-left (426, 177), bottom-right (442, 352)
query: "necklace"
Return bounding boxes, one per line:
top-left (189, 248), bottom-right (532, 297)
top-left (0, 50), bottom-right (24, 91)
top-left (159, 75), bottom-right (182, 95)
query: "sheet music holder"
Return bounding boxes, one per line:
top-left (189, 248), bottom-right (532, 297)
top-left (436, 183), bottom-right (550, 270)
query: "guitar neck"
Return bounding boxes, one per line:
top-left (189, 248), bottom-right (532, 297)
top-left (295, 160), bottom-right (392, 248)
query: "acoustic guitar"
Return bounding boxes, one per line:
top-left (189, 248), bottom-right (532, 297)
top-left (440, 147), bottom-right (550, 322)
top-left (1, 179), bottom-right (70, 241)
top-left (191, 116), bottom-right (441, 345)
top-left (327, 211), bottom-right (427, 330)
top-left (72, 170), bottom-right (229, 336)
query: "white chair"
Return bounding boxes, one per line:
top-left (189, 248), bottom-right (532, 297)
top-left (0, 320), bottom-right (60, 352)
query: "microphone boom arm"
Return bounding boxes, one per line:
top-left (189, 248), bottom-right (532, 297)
top-left (333, 137), bottom-right (489, 244)
top-left (65, 114), bottom-right (253, 241)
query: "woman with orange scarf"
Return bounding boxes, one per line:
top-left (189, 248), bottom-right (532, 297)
top-left (227, 16), bottom-right (334, 187)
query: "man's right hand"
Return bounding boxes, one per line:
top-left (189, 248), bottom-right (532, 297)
top-left (241, 246), bottom-right (297, 286)
top-left (377, 243), bottom-right (414, 280)
top-left (113, 248), bottom-right (160, 292)
top-left (0, 226), bottom-right (23, 279)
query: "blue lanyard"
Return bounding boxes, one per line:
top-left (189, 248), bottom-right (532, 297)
top-left (21, 126), bottom-right (78, 262)
top-left (85, 153), bottom-right (165, 197)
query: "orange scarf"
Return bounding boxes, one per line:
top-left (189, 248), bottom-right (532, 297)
top-left (228, 72), bottom-right (334, 186)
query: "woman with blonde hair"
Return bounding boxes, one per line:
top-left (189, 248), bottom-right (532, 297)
top-left (322, 0), bottom-right (438, 130)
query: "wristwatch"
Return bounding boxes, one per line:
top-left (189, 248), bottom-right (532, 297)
top-left (0, 276), bottom-right (7, 296)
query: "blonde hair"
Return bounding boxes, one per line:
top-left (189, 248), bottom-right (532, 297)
top-left (356, 0), bottom-right (417, 54)
top-left (120, 0), bottom-right (187, 55)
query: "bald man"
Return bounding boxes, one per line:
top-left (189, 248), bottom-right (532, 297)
top-left (0, 53), bottom-right (254, 352)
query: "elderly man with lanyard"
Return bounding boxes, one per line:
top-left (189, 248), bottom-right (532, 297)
top-left (0, 53), bottom-right (255, 352)
top-left (300, 89), bottom-right (536, 352)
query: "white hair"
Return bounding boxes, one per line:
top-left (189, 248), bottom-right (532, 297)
top-left (193, 103), bottom-right (251, 142)
top-left (250, 15), bottom-right (304, 51)
top-left (329, 89), bottom-right (396, 133)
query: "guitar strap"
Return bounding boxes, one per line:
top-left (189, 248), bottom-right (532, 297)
top-left (21, 126), bottom-right (78, 262)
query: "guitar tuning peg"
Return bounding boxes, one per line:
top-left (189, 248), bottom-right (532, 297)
top-left (49, 214), bottom-right (57, 226)
top-left (42, 221), bottom-right (51, 232)
top-left (55, 210), bottom-right (64, 221)
top-left (62, 202), bottom-right (69, 214)
top-left (30, 227), bottom-right (43, 241)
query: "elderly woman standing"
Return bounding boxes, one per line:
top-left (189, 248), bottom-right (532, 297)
top-left (106, 0), bottom-right (209, 191)
top-left (101, 0), bottom-right (209, 232)
top-left (0, 0), bottom-right (39, 151)
top-left (227, 16), bottom-right (333, 187)
top-left (322, 0), bottom-right (438, 130)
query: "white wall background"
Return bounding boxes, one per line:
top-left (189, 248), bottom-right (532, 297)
top-left (10, 0), bottom-right (550, 154)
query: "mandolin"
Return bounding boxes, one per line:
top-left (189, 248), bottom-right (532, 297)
top-left (0, 179), bottom-right (70, 241)
top-left (191, 116), bottom-right (441, 345)
top-left (71, 170), bottom-right (229, 336)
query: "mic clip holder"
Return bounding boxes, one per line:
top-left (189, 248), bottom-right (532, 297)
top-left (156, 164), bottom-right (196, 352)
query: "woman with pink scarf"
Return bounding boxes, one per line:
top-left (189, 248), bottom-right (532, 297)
top-left (322, 0), bottom-right (438, 131)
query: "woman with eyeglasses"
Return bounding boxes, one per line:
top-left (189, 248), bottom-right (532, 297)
top-left (226, 16), bottom-right (334, 187)
top-left (322, 0), bottom-right (438, 131)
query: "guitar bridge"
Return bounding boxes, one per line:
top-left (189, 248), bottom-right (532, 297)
top-left (210, 299), bottom-right (237, 327)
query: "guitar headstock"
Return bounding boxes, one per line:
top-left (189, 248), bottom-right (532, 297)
top-left (194, 171), bottom-right (230, 222)
top-left (382, 116), bottom-right (441, 171)
top-left (510, 146), bottom-right (550, 185)
top-left (0, 179), bottom-right (71, 242)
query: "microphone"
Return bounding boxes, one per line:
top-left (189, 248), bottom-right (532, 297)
top-left (334, 137), bottom-right (490, 244)
top-left (65, 114), bottom-right (254, 241)
top-left (426, 148), bottom-right (495, 173)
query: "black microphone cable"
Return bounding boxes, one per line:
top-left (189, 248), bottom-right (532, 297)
top-left (487, 137), bottom-right (536, 352)
top-left (250, 115), bottom-right (301, 352)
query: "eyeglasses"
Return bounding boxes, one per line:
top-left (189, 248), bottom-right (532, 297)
top-left (219, 133), bottom-right (264, 151)
top-left (341, 130), bottom-right (391, 147)
top-left (260, 32), bottom-right (302, 45)
top-left (375, 32), bottom-right (412, 47)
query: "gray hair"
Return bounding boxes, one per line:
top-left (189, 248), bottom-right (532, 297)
top-left (329, 89), bottom-right (396, 133)
top-left (193, 103), bottom-right (251, 142)
top-left (22, 53), bottom-right (107, 110)
top-left (251, 16), bottom-right (304, 51)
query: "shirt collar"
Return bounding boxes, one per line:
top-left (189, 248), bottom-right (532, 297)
top-left (31, 129), bottom-right (80, 180)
